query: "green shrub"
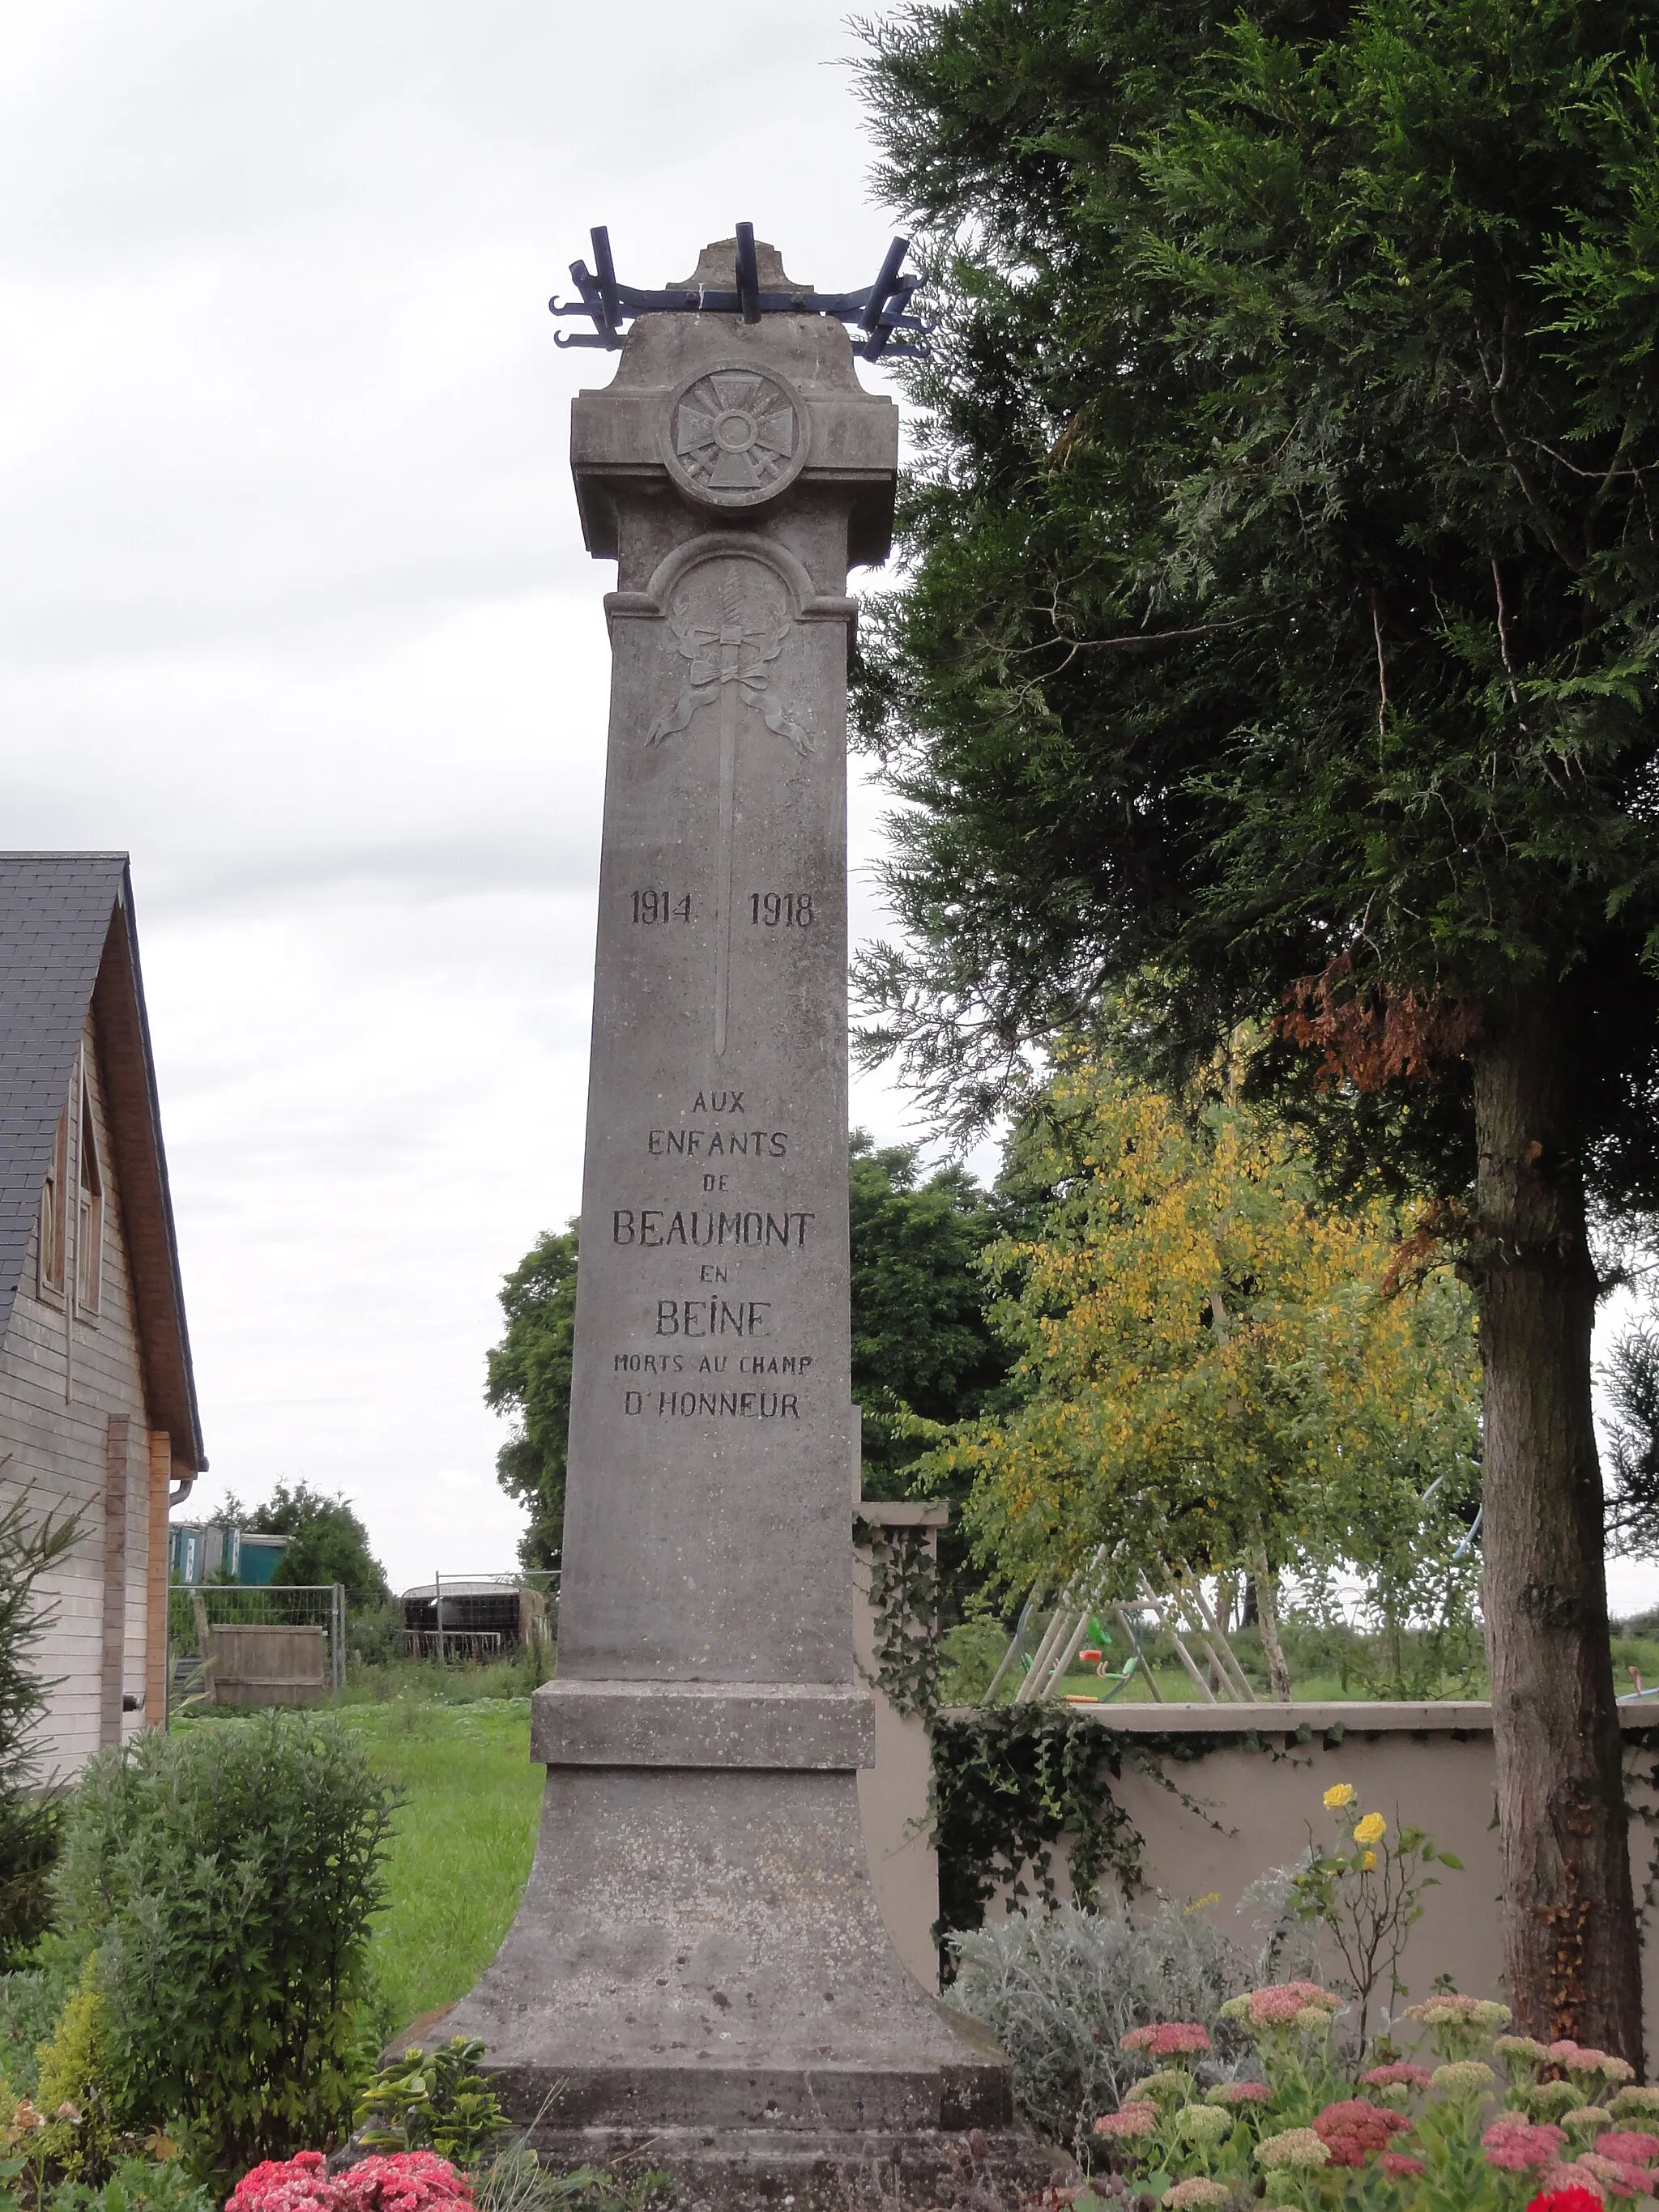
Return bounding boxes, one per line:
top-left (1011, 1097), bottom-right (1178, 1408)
top-left (345, 1602), bottom-right (405, 1670)
top-left (33, 2153), bottom-right (211, 2212)
top-left (52, 1711), bottom-right (399, 2182)
top-left (948, 1900), bottom-right (1256, 2149)
top-left (0, 1494), bottom-right (81, 1969)
top-left (34, 1975), bottom-right (124, 2181)
top-left (355, 2037), bottom-right (506, 2165)
top-left (0, 1942), bottom-right (79, 2097)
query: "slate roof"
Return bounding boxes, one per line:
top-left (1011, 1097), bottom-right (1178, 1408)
top-left (0, 855), bottom-right (205, 1471)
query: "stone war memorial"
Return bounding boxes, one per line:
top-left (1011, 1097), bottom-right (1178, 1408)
top-left (441, 232), bottom-right (1051, 2206)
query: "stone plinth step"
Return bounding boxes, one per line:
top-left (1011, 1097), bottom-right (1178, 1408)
top-left (520, 2125), bottom-right (1071, 2212)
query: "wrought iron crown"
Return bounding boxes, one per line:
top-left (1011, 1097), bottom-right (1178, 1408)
top-left (550, 221), bottom-right (929, 362)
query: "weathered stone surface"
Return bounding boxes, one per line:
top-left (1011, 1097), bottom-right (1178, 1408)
top-left (445, 240), bottom-right (1046, 2204)
top-left (531, 1679), bottom-right (874, 1768)
top-left (516, 2128), bottom-right (1070, 2212)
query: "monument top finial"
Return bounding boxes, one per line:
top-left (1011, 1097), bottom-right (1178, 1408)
top-left (672, 236), bottom-right (804, 293)
top-left (551, 219), bottom-right (929, 363)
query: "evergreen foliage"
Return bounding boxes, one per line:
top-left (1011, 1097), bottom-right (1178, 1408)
top-left (854, 0), bottom-right (1659, 2050)
top-left (1603, 1319), bottom-right (1659, 1552)
top-left (0, 1490), bottom-right (79, 1967)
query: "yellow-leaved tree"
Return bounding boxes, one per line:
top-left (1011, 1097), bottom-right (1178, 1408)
top-left (922, 1057), bottom-right (1482, 1698)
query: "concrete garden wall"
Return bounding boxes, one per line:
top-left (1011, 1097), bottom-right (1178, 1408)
top-left (852, 1682), bottom-right (1659, 2057)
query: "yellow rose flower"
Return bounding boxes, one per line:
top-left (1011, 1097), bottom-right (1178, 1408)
top-left (1353, 1813), bottom-right (1387, 1847)
top-left (1323, 1784), bottom-right (1357, 1810)
top-left (1361, 1850), bottom-right (1377, 1869)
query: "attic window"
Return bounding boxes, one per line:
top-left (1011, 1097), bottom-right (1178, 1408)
top-left (38, 1105), bottom-right (67, 1298)
top-left (77, 1076), bottom-right (104, 1315)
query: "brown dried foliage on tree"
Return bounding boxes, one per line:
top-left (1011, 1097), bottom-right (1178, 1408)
top-left (1277, 956), bottom-right (1479, 1091)
top-left (1276, 959), bottom-right (1480, 1297)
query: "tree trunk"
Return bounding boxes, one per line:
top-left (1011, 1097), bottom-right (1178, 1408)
top-left (1476, 980), bottom-right (1641, 2061)
top-left (1249, 1545), bottom-right (1294, 1703)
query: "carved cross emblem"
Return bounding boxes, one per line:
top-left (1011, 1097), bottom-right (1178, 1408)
top-left (647, 582), bottom-right (812, 754)
top-left (671, 370), bottom-right (799, 499)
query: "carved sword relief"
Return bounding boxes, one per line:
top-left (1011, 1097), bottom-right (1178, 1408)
top-left (646, 568), bottom-right (812, 1059)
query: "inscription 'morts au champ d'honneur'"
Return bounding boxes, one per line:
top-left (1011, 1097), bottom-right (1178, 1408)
top-left (624, 1388), bottom-right (801, 1421)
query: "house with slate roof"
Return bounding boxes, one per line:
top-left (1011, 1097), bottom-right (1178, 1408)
top-left (0, 855), bottom-right (205, 1774)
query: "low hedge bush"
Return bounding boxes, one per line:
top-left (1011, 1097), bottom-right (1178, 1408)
top-left (51, 1711), bottom-right (399, 2182)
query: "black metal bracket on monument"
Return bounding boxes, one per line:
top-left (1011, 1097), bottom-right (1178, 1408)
top-left (550, 220), bottom-right (931, 362)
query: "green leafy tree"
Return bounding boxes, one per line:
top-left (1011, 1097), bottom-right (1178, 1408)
top-left (922, 1056), bottom-right (1482, 1696)
top-left (485, 1223), bottom-right (578, 1572)
top-left (240, 1481), bottom-right (389, 1608)
top-left (851, 1129), bottom-right (1013, 1472)
top-left (851, 1131), bottom-right (1017, 1621)
top-left (855, 0), bottom-right (1659, 2047)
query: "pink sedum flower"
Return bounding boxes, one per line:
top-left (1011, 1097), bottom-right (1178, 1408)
top-left (1222, 1980), bottom-right (1341, 2027)
top-left (1482, 2118), bottom-right (1568, 2173)
top-left (1533, 2167), bottom-right (1610, 2207)
top-left (1594, 2131), bottom-right (1659, 2167)
top-left (1362, 2062), bottom-right (1434, 2091)
top-left (1120, 2022), bottom-right (1212, 2058)
top-left (1574, 2151), bottom-right (1651, 2201)
top-left (1093, 2103), bottom-right (1158, 2140)
top-left (1312, 2099), bottom-right (1409, 2167)
top-left (1381, 2151), bottom-right (1427, 2179)
top-left (1547, 2044), bottom-right (1637, 2086)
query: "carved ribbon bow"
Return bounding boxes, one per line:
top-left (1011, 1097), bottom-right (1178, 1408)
top-left (646, 585), bottom-right (812, 754)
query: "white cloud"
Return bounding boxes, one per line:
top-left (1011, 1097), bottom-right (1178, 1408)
top-left (1, 0), bottom-right (931, 1592)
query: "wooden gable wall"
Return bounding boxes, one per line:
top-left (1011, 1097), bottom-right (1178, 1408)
top-left (5, 1008), bottom-right (165, 1775)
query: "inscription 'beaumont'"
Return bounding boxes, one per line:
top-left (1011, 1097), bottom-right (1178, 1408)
top-left (613, 1208), bottom-right (814, 1248)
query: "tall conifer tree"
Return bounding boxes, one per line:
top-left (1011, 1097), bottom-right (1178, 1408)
top-left (855, 0), bottom-right (1659, 2049)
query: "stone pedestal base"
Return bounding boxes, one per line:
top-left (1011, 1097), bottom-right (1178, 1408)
top-left (439, 1690), bottom-right (1056, 2206)
top-left (519, 2125), bottom-right (1068, 2212)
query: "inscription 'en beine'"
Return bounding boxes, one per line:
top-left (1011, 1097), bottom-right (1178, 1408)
top-left (655, 1298), bottom-right (771, 1338)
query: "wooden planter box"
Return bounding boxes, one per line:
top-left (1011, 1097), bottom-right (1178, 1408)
top-left (208, 1624), bottom-right (328, 1707)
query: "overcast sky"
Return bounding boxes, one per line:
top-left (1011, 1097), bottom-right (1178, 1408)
top-left (0, 0), bottom-right (936, 1593)
top-left (6, 2), bottom-right (1653, 1622)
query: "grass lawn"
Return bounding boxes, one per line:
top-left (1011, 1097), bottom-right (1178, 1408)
top-left (340, 1697), bottom-right (544, 2040)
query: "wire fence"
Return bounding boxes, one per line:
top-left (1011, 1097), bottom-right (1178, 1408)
top-left (168, 1583), bottom-right (346, 1710)
top-left (400, 1569), bottom-right (557, 1664)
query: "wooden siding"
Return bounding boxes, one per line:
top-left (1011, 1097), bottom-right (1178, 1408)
top-left (2, 1012), bottom-right (159, 1778)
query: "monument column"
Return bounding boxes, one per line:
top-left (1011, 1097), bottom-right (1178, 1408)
top-left (446, 238), bottom-right (1043, 2209)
